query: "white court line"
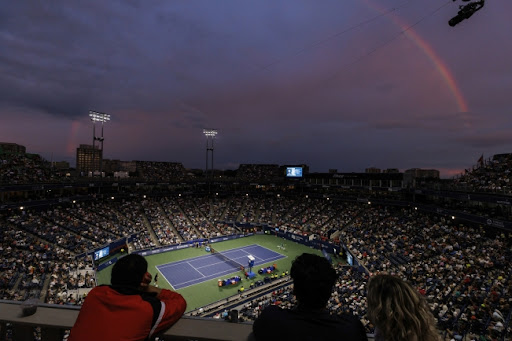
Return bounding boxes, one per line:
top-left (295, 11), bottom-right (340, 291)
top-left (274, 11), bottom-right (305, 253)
top-left (173, 246), bottom-right (269, 287)
top-left (159, 243), bottom-right (286, 289)
top-left (189, 261), bottom-right (207, 277)
top-left (157, 244), bottom-right (259, 269)
top-left (256, 255), bottom-right (288, 265)
top-left (155, 267), bottom-right (175, 290)
top-left (242, 244), bottom-right (285, 264)
top-left (240, 247), bottom-right (264, 262)
top-left (237, 244), bottom-right (261, 251)
top-left (162, 258), bottom-right (244, 288)
top-left (194, 259), bottom-right (238, 271)
top-left (173, 267), bottom-right (243, 288)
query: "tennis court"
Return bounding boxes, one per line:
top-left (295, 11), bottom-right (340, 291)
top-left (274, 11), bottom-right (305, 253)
top-left (157, 244), bottom-right (285, 289)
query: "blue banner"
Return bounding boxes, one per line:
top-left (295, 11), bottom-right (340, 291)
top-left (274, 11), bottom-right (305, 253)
top-left (97, 257), bottom-right (118, 271)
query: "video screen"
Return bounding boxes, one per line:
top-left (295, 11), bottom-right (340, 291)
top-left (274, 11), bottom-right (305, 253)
top-left (346, 253), bottom-right (353, 266)
top-left (286, 167), bottom-right (303, 178)
top-left (94, 246), bottom-right (110, 261)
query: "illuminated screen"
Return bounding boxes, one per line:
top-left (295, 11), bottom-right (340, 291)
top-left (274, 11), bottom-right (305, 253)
top-left (346, 253), bottom-right (353, 266)
top-left (286, 167), bottom-right (303, 178)
top-left (94, 246), bottom-right (110, 261)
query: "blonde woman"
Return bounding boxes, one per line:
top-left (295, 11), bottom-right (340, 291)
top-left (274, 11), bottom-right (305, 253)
top-left (367, 274), bottom-right (441, 341)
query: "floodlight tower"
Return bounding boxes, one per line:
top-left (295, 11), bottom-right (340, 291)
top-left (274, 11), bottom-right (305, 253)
top-left (203, 129), bottom-right (217, 185)
top-left (89, 110), bottom-right (111, 174)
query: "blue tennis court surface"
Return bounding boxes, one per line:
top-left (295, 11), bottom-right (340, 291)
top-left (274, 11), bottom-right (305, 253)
top-left (157, 244), bottom-right (286, 289)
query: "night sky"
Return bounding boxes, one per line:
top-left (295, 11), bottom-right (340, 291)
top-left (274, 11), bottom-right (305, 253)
top-left (1, 1), bottom-right (511, 178)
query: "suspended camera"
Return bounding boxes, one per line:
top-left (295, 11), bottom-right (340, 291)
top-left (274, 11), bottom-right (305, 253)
top-left (449, 0), bottom-right (485, 27)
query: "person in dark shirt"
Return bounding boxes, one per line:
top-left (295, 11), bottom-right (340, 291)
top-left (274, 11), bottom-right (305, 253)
top-left (253, 253), bottom-right (368, 341)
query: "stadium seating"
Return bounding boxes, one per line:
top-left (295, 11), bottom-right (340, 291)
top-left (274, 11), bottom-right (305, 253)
top-left (1, 149), bottom-right (512, 340)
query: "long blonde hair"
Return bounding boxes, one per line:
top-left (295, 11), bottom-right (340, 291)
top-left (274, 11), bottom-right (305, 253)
top-left (367, 274), bottom-right (440, 341)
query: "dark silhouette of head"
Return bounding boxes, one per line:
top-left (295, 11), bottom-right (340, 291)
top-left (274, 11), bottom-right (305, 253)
top-left (111, 254), bottom-right (148, 289)
top-left (290, 253), bottom-right (337, 310)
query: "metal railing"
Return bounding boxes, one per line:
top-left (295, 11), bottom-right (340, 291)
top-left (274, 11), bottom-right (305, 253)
top-left (0, 300), bottom-right (375, 340)
top-left (0, 301), bottom-right (254, 341)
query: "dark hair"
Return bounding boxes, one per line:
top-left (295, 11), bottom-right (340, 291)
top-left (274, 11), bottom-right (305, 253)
top-left (111, 254), bottom-right (148, 289)
top-left (290, 253), bottom-right (337, 310)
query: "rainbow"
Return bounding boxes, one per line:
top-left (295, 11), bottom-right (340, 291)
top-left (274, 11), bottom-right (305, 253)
top-left (363, 0), bottom-right (469, 113)
top-left (66, 120), bottom-right (81, 155)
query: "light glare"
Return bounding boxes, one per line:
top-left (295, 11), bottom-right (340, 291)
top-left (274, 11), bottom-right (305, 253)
top-left (203, 129), bottom-right (218, 137)
top-left (89, 111), bottom-right (111, 122)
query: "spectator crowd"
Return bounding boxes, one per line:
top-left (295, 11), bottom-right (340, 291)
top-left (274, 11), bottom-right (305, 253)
top-left (1, 193), bottom-right (510, 340)
top-left (453, 154), bottom-right (512, 195)
top-left (1, 150), bottom-right (512, 340)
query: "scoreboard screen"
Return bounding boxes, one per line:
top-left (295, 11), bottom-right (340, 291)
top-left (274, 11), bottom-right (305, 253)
top-left (286, 167), bottom-right (303, 178)
top-left (94, 246), bottom-right (110, 261)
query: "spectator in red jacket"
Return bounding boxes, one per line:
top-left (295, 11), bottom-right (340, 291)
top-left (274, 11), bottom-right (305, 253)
top-left (69, 254), bottom-right (186, 341)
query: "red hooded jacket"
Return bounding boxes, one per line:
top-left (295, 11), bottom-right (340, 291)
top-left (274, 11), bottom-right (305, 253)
top-left (69, 285), bottom-right (186, 341)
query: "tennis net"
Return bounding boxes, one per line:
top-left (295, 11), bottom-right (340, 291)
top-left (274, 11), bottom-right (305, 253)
top-left (211, 248), bottom-right (245, 271)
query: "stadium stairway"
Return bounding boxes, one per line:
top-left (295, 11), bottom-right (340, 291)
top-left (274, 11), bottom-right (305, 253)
top-left (191, 200), bottom-right (221, 236)
top-left (39, 275), bottom-right (51, 302)
top-left (140, 211), bottom-right (162, 247)
top-left (219, 198), bottom-right (233, 221)
top-left (11, 276), bottom-right (22, 294)
top-left (156, 203), bottom-right (184, 243)
top-left (234, 198), bottom-right (248, 223)
top-left (170, 202), bottom-right (204, 240)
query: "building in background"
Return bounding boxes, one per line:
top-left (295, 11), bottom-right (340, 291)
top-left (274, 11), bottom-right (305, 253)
top-left (383, 168), bottom-right (400, 173)
top-left (0, 142), bottom-right (26, 154)
top-left (102, 159), bottom-right (121, 174)
top-left (76, 144), bottom-right (102, 174)
top-left (119, 161), bottom-right (137, 173)
top-left (52, 161), bottom-right (70, 170)
top-left (365, 167), bottom-right (381, 173)
top-left (404, 168), bottom-right (440, 187)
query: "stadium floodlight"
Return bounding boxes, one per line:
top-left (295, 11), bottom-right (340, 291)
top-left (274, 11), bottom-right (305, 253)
top-left (88, 110), bottom-right (111, 175)
top-left (89, 111), bottom-right (111, 123)
top-left (203, 129), bottom-right (218, 137)
top-left (203, 129), bottom-right (218, 194)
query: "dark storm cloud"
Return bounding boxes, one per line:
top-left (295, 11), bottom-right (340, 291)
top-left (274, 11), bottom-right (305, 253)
top-left (170, 102), bottom-right (208, 129)
top-left (455, 132), bottom-right (512, 149)
top-left (0, 2), bottom-right (113, 117)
